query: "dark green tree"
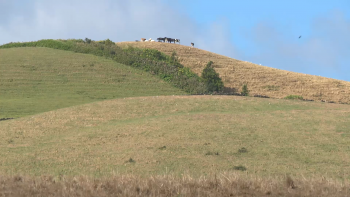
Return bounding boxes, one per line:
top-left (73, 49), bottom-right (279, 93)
top-left (201, 61), bottom-right (224, 93)
top-left (84, 38), bottom-right (92, 44)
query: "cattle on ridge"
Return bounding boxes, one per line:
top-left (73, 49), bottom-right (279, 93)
top-left (139, 37), bottom-right (181, 44)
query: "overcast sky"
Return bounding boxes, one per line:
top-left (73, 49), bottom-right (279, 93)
top-left (1, 0), bottom-right (349, 81)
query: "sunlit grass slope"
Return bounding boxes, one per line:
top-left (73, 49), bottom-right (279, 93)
top-left (117, 42), bottom-right (350, 104)
top-left (0, 47), bottom-right (185, 118)
top-left (1, 95), bottom-right (350, 179)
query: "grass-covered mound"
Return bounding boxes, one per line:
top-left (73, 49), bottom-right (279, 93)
top-left (1, 95), bottom-right (349, 180)
top-left (0, 47), bottom-right (185, 118)
top-left (0, 39), bottom-right (210, 95)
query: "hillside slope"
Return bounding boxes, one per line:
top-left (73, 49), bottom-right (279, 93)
top-left (0, 47), bottom-right (185, 118)
top-left (1, 95), bottom-right (350, 178)
top-left (117, 42), bottom-right (350, 104)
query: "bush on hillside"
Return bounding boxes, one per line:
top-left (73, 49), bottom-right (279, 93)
top-left (284, 95), bottom-right (303, 100)
top-left (98, 39), bottom-right (115, 46)
top-left (201, 61), bottom-right (224, 93)
top-left (241, 84), bottom-right (249, 96)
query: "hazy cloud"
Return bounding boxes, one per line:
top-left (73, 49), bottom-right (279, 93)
top-left (0, 0), bottom-right (238, 58)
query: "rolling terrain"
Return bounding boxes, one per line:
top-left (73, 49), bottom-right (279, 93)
top-left (1, 42), bottom-right (350, 196)
top-left (117, 41), bottom-right (350, 104)
top-left (1, 95), bottom-right (350, 179)
top-left (0, 47), bottom-right (185, 119)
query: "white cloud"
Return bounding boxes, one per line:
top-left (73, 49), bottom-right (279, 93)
top-left (0, 0), bottom-right (238, 58)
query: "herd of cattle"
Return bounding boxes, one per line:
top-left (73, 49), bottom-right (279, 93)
top-left (136, 37), bottom-right (194, 47)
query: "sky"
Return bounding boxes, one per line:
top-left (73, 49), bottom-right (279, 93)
top-left (0, 0), bottom-right (349, 81)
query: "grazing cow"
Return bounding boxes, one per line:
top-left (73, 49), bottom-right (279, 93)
top-left (149, 38), bottom-right (152, 41)
top-left (167, 38), bottom-right (175, 43)
top-left (157, 37), bottom-right (165, 42)
top-left (175, 39), bottom-right (180, 44)
top-left (191, 42), bottom-right (194, 47)
top-left (141, 38), bottom-right (146, 42)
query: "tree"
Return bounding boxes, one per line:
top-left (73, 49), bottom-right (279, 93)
top-left (201, 61), bottom-right (224, 93)
top-left (84, 38), bottom-right (92, 44)
top-left (241, 84), bottom-right (249, 96)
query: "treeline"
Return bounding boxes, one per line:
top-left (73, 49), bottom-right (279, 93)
top-left (0, 39), bottom-right (224, 94)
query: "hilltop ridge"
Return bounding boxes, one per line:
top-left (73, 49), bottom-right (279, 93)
top-left (117, 41), bottom-right (350, 104)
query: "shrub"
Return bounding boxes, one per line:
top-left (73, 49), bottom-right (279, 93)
top-left (238, 147), bottom-right (248, 153)
top-left (233, 165), bottom-right (247, 171)
top-left (284, 95), bottom-right (303, 100)
top-left (201, 61), bottom-right (224, 93)
top-left (159, 146), bottom-right (166, 150)
top-left (241, 84), bottom-right (249, 96)
top-left (205, 151), bottom-right (219, 156)
top-left (104, 39), bottom-right (115, 46)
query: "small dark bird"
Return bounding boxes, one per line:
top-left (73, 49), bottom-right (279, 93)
top-left (299, 36), bottom-right (302, 39)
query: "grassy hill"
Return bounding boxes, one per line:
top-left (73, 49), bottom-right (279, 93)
top-left (1, 95), bottom-right (350, 179)
top-left (117, 42), bottom-right (350, 104)
top-left (1, 41), bottom-right (350, 196)
top-left (0, 47), bottom-right (185, 118)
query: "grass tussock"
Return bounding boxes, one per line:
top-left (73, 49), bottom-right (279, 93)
top-left (0, 173), bottom-right (349, 197)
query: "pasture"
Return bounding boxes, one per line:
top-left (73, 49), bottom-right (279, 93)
top-left (1, 95), bottom-right (350, 181)
top-left (1, 43), bottom-right (350, 196)
top-left (0, 47), bottom-right (186, 119)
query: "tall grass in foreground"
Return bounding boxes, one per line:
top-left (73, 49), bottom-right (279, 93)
top-left (1, 173), bottom-right (349, 197)
top-left (0, 39), bottom-right (208, 94)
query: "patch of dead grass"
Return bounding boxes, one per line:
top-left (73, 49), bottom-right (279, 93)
top-left (117, 41), bottom-right (350, 104)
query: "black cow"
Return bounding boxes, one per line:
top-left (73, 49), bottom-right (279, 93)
top-left (168, 38), bottom-right (176, 43)
top-left (191, 42), bottom-right (194, 47)
top-left (175, 39), bottom-right (180, 44)
top-left (157, 37), bottom-right (165, 42)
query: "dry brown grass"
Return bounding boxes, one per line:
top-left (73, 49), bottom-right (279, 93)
top-left (117, 42), bottom-right (350, 104)
top-left (1, 173), bottom-right (349, 197)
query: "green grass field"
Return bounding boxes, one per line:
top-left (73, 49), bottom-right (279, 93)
top-left (1, 95), bottom-right (350, 180)
top-left (0, 47), bottom-right (186, 119)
